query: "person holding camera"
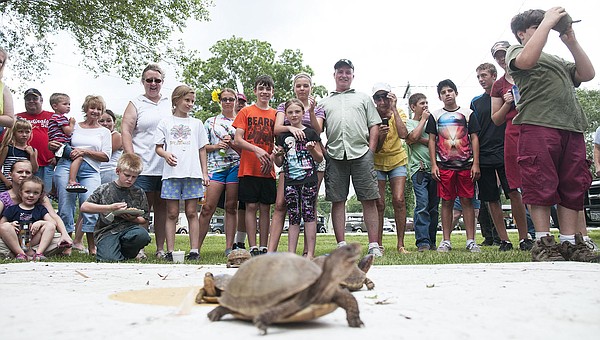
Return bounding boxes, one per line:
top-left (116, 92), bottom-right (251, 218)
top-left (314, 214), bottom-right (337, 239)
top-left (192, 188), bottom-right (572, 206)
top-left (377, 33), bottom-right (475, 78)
top-left (372, 83), bottom-right (409, 254)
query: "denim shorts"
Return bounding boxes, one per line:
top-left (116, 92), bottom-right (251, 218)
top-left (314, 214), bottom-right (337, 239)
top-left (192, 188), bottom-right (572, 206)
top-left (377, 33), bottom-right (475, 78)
top-left (134, 175), bottom-right (162, 193)
top-left (376, 165), bottom-right (407, 181)
top-left (209, 165), bottom-right (239, 184)
top-left (161, 178), bottom-right (204, 200)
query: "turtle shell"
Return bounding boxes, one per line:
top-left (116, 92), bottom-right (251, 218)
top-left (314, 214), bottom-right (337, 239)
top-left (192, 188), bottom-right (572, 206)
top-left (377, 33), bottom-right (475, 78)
top-left (552, 13), bottom-right (580, 35)
top-left (227, 249), bottom-right (252, 268)
top-left (219, 252), bottom-right (322, 316)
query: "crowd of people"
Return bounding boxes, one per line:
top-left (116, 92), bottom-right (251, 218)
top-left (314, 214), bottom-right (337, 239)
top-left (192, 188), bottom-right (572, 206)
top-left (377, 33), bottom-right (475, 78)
top-left (0, 7), bottom-right (599, 263)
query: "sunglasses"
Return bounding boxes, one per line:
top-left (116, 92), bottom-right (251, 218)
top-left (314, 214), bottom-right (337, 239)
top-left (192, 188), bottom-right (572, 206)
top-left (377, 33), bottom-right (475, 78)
top-left (144, 78), bottom-right (163, 84)
top-left (373, 92), bottom-right (389, 101)
top-left (221, 97), bottom-right (236, 103)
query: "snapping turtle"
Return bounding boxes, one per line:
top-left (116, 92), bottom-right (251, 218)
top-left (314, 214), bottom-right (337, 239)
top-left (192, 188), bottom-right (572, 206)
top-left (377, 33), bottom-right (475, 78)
top-left (227, 248), bottom-right (252, 268)
top-left (207, 243), bottom-right (364, 334)
top-left (313, 253), bottom-right (375, 291)
top-left (195, 272), bottom-right (232, 304)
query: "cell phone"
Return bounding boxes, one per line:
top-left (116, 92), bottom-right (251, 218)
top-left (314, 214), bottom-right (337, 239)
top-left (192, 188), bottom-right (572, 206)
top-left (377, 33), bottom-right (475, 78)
top-left (381, 118), bottom-right (389, 126)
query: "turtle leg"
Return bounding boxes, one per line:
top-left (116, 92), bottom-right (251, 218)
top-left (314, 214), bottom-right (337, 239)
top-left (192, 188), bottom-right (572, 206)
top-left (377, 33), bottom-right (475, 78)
top-left (253, 300), bottom-right (304, 335)
top-left (364, 278), bottom-right (375, 290)
top-left (207, 305), bottom-right (232, 321)
top-left (195, 288), bottom-right (206, 304)
top-left (333, 289), bottom-right (364, 327)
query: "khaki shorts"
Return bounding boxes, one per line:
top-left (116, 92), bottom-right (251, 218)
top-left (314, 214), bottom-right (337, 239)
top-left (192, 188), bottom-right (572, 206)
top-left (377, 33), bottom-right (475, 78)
top-left (0, 233), bottom-right (63, 259)
top-left (325, 151), bottom-right (379, 202)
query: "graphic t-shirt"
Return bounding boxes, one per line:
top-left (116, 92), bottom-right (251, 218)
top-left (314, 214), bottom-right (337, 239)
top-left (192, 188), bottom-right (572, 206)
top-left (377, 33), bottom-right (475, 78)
top-left (232, 105), bottom-right (276, 179)
top-left (425, 107), bottom-right (480, 171)
top-left (2, 204), bottom-right (48, 224)
top-left (155, 115), bottom-right (208, 180)
top-left (276, 128), bottom-right (321, 186)
top-left (204, 114), bottom-right (239, 174)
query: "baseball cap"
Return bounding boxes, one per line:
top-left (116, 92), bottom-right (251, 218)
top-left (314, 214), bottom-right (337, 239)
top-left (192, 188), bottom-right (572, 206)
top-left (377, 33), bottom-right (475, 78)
top-left (237, 93), bottom-right (247, 102)
top-left (491, 41), bottom-right (510, 57)
top-left (24, 88), bottom-right (42, 97)
top-left (372, 82), bottom-right (392, 96)
top-left (334, 59), bottom-right (354, 70)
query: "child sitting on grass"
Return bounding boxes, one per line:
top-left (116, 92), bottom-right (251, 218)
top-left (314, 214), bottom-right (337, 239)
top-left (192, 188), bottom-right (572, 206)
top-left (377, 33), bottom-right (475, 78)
top-left (80, 153), bottom-right (151, 262)
top-left (0, 176), bottom-right (57, 261)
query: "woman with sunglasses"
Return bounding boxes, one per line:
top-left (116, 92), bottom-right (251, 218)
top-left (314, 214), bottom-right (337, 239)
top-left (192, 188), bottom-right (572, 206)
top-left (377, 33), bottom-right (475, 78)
top-left (121, 63), bottom-right (171, 259)
top-left (268, 73), bottom-right (325, 255)
top-left (198, 88), bottom-right (242, 255)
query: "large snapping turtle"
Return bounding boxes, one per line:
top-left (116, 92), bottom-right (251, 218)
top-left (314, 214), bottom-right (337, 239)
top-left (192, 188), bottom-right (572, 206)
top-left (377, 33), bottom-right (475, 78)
top-left (207, 243), bottom-right (364, 334)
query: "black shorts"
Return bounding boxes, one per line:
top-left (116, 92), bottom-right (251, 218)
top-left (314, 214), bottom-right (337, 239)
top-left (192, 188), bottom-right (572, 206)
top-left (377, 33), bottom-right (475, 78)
top-left (477, 165), bottom-right (513, 202)
top-left (238, 176), bottom-right (276, 205)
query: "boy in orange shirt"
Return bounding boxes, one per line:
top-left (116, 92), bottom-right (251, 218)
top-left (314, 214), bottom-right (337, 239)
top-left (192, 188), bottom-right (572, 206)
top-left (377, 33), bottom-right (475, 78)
top-left (233, 75), bottom-right (277, 256)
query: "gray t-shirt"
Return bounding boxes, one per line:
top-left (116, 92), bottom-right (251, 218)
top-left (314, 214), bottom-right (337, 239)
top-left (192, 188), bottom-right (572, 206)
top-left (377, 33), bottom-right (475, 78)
top-left (86, 181), bottom-right (150, 243)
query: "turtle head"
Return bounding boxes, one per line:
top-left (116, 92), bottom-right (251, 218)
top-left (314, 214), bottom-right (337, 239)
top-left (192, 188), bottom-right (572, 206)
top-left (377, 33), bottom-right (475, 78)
top-left (323, 243), bottom-right (362, 278)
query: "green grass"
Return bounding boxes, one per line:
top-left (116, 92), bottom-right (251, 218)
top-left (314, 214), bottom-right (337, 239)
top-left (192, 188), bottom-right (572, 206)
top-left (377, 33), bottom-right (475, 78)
top-left (9, 229), bottom-right (598, 265)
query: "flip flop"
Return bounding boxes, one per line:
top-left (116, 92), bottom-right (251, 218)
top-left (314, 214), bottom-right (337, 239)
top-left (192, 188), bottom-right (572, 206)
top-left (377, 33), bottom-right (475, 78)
top-left (66, 184), bottom-right (88, 193)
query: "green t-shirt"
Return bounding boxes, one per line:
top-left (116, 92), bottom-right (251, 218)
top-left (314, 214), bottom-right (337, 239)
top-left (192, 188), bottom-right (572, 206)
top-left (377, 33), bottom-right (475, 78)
top-left (507, 45), bottom-right (587, 133)
top-left (406, 119), bottom-right (431, 177)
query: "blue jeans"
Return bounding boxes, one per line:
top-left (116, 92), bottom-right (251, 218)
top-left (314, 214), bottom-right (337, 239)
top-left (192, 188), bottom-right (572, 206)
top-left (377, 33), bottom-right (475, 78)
top-left (36, 165), bottom-right (55, 194)
top-left (412, 171), bottom-right (440, 248)
top-left (96, 226), bottom-right (151, 262)
top-left (54, 158), bottom-right (101, 233)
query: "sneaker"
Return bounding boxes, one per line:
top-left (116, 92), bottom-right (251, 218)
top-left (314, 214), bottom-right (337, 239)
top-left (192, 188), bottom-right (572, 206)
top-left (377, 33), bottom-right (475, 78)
top-left (498, 240), bottom-right (513, 252)
top-left (250, 247), bottom-right (260, 257)
top-left (531, 235), bottom-right (564, 262)
top-left (260, 247), bottom-right (268, 254)
top-left (519, 239), bottom-right (535, 251)
top-left (186, 252), bottom-right (200, 261)
top-left (467, 243), bottom-right (481, 253)
top-left (135, 249), bottom-right (148, 260)
top-left (559, 233), bottom-right (600, 263)
top-left (437, 240), bottom-right (452, 253)
top-left (163, 252), bottom-right (173, 262)
top-left (225, 248), bottom-right (232, 257)
top-left (585, 238), bottom-right (600, 253)
top-left (367, 246), bottom-right (383, 257)
top-left (417, 245), bottom-right (430, 252)
top-left (155, 250), bottom-right (165, 259)
top-left (479, 238), bottom-right (494, 246)
top-left (232, 242), bottom-right (246, 250)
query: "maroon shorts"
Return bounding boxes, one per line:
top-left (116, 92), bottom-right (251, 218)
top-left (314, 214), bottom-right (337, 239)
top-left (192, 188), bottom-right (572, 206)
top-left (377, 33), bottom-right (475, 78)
top-left (437, 169), bottom-right (474, 201)
top-left (517, 124), bottom-right (591, 210)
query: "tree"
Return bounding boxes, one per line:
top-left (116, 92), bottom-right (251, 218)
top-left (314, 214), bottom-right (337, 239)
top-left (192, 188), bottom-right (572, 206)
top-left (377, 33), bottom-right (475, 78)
top-left (0, 0), bottom-right (212, 83)
top-left (180, 36), bottom-right (327, 121)
top-left (580, 89), bottom-right (600, 162)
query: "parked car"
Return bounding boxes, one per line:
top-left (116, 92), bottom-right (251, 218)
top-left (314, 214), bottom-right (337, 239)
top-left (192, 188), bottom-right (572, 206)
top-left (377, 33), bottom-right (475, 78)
top-left (345, 221), bottom-right (367, 233)
top-left (283, 215), bottom-right (328, 233)
top-left (585, 179), bottom-right (600, 226)
top-left (210, 216), bottom-right (225, 234)
top-left (383, 218), bottom-right (395, 233)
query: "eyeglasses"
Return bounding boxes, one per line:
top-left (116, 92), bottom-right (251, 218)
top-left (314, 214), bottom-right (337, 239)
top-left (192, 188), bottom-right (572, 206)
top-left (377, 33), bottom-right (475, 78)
top-left (221, 98), bottom-right (236, 103)
top-left (373, 93), bottom-right (389, 101)
top-left (144, 78), bottom-right (163, 84)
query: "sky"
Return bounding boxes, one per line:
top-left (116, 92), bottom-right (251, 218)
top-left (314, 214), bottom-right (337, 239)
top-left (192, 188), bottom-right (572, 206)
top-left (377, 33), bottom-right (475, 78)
top-left (6, 0), bottom-right (600, 121)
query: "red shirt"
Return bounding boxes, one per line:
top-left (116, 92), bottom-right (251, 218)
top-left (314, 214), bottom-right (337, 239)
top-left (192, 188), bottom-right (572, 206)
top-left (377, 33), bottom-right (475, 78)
top-left (17, 110), bottom-right (55, 167)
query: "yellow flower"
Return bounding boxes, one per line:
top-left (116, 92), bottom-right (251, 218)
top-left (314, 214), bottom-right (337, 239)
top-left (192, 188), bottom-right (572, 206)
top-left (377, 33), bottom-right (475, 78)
top-left (211, 89), bottom-right (221, 103)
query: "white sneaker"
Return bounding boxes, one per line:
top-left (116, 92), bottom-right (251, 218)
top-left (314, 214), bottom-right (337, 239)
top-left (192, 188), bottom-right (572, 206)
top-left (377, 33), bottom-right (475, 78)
top-left (368, 246), bottom-right (383, 257)
top-left (467, 242), bottom-right (482, 253)
top-left (585, 238), bottom-right (600, 253)
top-left (437, 240), bottom-right (452, 252)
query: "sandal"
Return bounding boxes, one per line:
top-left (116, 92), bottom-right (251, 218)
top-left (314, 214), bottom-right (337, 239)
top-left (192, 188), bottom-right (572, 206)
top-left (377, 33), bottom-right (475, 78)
top-left (33, 253), bottom-right (47, 261)
top-left (398, 247), bottom-right (410, 254)
top-left (66, 183), bottom-right (88, 193)
top-left (15, 253), bottom-right (28, 261)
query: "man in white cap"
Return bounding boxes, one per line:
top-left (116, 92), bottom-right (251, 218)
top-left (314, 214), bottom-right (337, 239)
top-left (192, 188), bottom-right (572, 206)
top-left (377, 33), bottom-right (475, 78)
top-left (372, 83), bottom-right (410, 254)
top-left (319, 59), bottom-right (383, 256)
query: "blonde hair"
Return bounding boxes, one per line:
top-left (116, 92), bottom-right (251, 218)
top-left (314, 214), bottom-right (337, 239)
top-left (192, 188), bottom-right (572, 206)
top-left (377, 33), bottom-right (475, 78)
top-left (171, 85), bottom-right (195, 111)
top-left (0, 119), bottom-right (33, 153)
top-left (49, 93), bottom-right (70, 107)
top-left (81, 95), bottom-right (106, 114)
top-left (116, 153), bottom-right (143, 174)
